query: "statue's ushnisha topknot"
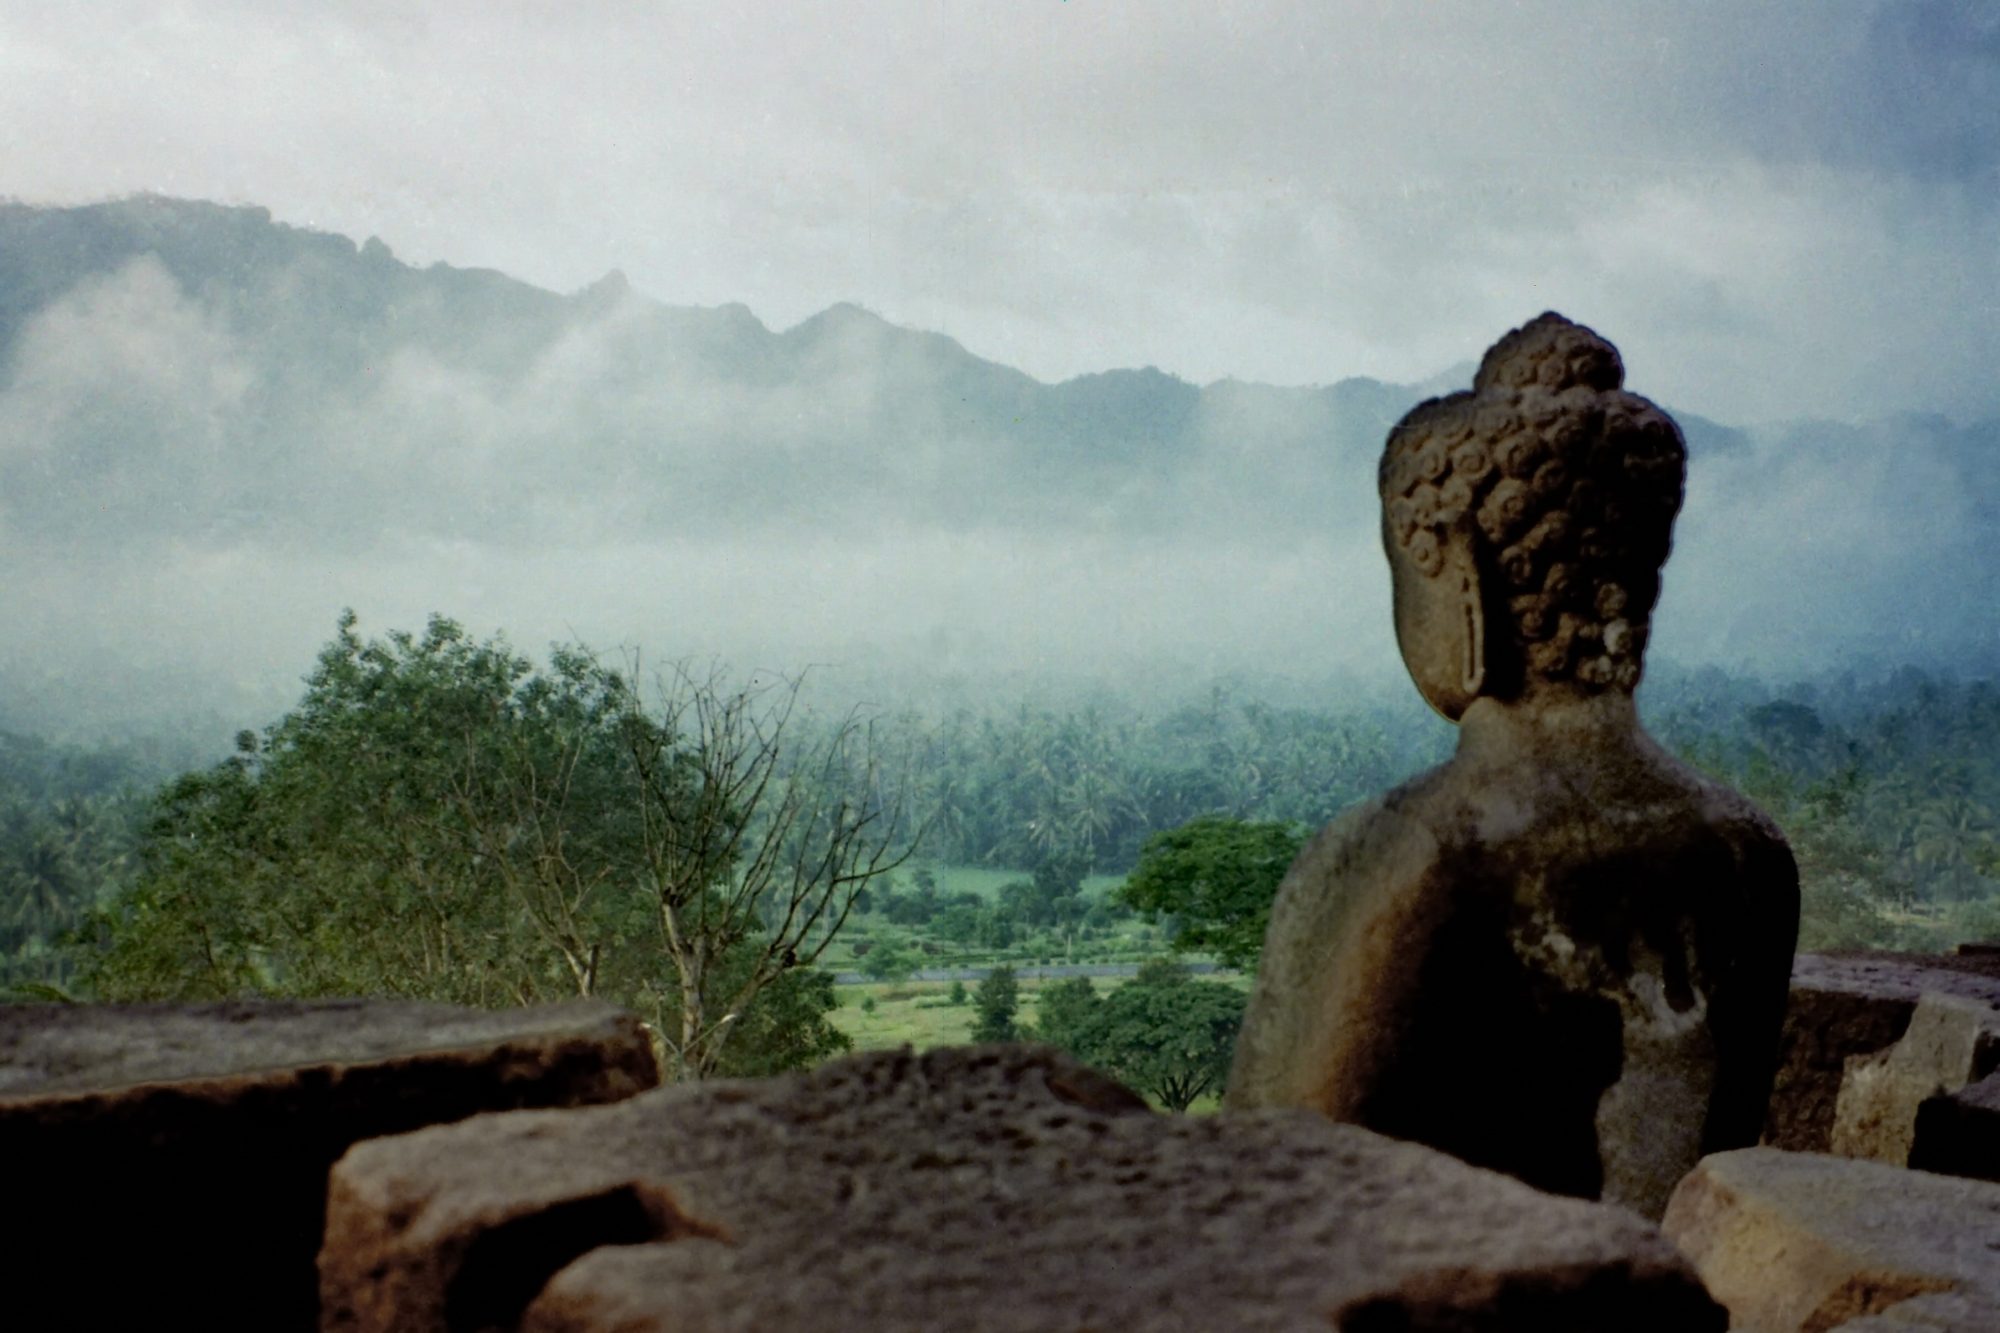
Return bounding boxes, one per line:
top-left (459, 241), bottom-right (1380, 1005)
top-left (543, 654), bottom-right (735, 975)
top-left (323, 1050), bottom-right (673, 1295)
top-left (1379, 312), bottom-right (1686, 692)
top-left (1473, 310), bottom-right (1626, 394)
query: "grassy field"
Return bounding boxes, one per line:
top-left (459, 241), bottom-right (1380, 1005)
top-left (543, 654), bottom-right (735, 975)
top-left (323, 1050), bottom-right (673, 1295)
top-left (829, 976), bottom-right (1083, 1050)
top-left (926, 864), bottom-right (1127, 901)
top-left (829, 974), bottom-right (1246, 1115)
top-left (829, 971), bottom-right (1252, 1052)
top-left (819, 862), bottom-right (1169, 973)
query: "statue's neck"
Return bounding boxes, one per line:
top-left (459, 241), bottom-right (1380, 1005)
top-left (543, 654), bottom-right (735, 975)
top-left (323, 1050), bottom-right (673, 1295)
top-left (1454, 689), bottom-right (1645, 765)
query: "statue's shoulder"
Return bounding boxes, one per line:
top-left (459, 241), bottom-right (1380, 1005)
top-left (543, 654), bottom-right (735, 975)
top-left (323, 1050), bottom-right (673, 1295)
top-left (1608, 747), bottom-right (1802, 941)
top-left (1270, 763), bottom-right (1456, 924)
top-left (1649, 745), bottom-right (1797, 862)
top-left (1233, 765), bottom-right (1461, 1111)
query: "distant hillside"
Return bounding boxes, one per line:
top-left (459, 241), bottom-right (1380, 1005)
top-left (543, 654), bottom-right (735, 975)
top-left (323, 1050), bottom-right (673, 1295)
top-left (0, 196), bottom-right (1993, 739)
top-left (0, 196), bottom-right (1423, 551)
top-left (0, 195), bottom-right (1812, 554)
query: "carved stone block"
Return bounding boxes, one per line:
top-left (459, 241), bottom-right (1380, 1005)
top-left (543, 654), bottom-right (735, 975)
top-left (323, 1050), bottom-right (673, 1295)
top-left (1765, 950), bottom-right (2000, 1153)
top-left (322, 1044), bottom-right (1722, 1332)
top-left (1663, 1148), bottom-right (2000, 1332)
top-left (1, 999), bottom-right (658, 1330)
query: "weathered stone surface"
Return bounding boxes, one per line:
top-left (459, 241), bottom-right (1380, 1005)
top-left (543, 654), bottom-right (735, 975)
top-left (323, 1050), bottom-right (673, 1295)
top-left (1830, 992), bottom-right (2000, 1164)
top-left (1, 999), bottom-right (658, 1331)
top-left (1912, 1069), bottom-right (2000, 1182)
top-left (1767, 951), bottom-right (2000, 1152)
top-left (1229, 313), bottom-right (1799, 1220)
top-left (1663, 1148), bottom-right (2000, 1332)
top-left (322, 1044), bottom-right (1723, 1332)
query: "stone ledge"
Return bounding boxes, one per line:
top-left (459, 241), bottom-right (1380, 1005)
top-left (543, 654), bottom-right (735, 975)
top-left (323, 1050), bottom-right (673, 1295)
top-left (1766, 952), bottom-right (2000, 1152)
top-left (1663, 1147), bottom-right (2000, 1332)
top-left (323, 1043), bottom-right (1723, 1333)
top-left (2, 999), bottom-right (659, 1331)
top-left (1830, 993), bottom-right (2000, 1164)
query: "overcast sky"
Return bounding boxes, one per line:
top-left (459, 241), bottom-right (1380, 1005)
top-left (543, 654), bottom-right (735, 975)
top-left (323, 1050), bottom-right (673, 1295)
top-left (4, 1), bottom-right (1995, 426)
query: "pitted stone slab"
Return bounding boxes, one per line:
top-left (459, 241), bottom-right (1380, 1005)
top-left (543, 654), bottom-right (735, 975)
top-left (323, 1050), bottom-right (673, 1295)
top-left (1768, 953), bottom-right (2000, 1152)
top-left (0, 998), bottom-right (656, 1095)
top-left (1663, 1148), bottom-right (2000, 1332)
top-left (322, 1043), bottom-right (1722, 1333)
top-left (2, 999), bottom-right (658, 1331)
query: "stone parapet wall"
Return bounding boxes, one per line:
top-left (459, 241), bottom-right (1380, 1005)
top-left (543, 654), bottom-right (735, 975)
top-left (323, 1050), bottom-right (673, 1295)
top-left (1765, 950), bottom-right (2000, 1154)
top-left (323, 1043), bottom-right (1723, 1332)
top-left (1, 999), bottom-right (659, 1330)
top-left (1664, 1148), bottom-right (2000, 1333)
top-left (8, 948), bottom-right (2000, 1329)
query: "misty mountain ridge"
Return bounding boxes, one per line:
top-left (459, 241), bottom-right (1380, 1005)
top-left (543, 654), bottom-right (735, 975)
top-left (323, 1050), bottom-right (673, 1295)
top-left (0, 195), bottom-right (1993, 739)
top-left (0, 195), bottom-right (1763, 552)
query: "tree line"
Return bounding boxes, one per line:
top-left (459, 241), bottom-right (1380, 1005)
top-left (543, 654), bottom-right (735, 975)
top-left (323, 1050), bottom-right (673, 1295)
top-left (963, 959), bottom-right (1246, 1113)
top-left (6, 613), bottom-right (921, 1079)
top-left (4, 613), bottom-right (1998, 1079)
top-left (885, 686), bottom-right (1449, 875)
top-left (870, 663), bottom-right (2000, 954)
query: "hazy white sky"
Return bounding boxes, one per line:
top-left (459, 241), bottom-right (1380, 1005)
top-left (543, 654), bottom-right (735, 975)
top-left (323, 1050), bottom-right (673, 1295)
top-left (4, 1), bottom-right (1995, 425)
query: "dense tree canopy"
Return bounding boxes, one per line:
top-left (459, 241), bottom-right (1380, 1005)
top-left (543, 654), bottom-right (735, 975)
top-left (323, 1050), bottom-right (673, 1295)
top-left (80, 612), bottom-right (917, 1077)
top-left (1116, 815), bottom-right (1306, 969)
top-left (1649, 668), bottom-right (2000, 949)
top-left (971, 964), bottom-right (1020, 1042)
top-left (1032, 959), bottom-right (1247, 1112)
top-left (0, 731), bottom-right (165, 995)
top-left (8, 651), bottom-right (2000, 1067)
top-left (891, 689), bottom-right (1450, 875)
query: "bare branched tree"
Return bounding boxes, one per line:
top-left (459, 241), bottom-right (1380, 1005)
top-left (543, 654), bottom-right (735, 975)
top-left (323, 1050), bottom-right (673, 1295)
top-left (445, 717), bottom-right (611, 1002)
top-left (418, 651), bottom-right (921, 1073)
top-left (621, 662), bottom-right (922, 1078)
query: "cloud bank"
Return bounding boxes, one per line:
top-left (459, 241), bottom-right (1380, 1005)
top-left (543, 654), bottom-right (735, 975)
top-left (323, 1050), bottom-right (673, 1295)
top-left (0, 201), bottom-right (1991, 740)
top-left (3, 3), bottom-right (1995, 426)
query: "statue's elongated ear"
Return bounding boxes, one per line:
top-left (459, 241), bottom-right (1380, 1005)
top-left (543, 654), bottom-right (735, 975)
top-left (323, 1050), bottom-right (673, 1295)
top-left (1450, 544), bottom-right (1486, 698)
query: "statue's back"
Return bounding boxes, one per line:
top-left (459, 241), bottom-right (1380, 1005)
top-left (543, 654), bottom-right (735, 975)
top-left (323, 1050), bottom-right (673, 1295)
top-left (1231, 742), bottom-right (1795, 1218)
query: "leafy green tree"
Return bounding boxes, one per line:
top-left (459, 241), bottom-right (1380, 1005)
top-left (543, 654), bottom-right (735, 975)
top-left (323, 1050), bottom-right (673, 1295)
top-left (1914, 790), bottom-right (1996, 901)
top-left (1117, 815), bottom-right (1305, 969)
top-left (704, 945), bottom-right (852, 1078)
top-left (859, 939), bottom-right (918, 983)
top-left (1030, 975), bottom-right (1100, 1049)
top-left (971, 964), bottom-right (1020, 1042)
top-left (975, 906), bottom-right (1016, 950)
top-left (997, 878), bottom-right (1037, 924)
top-left (1070, 967), bottom-right (1245, 1113)
top-left (996, 854), bottom-right (1088, 930)
top-left (932, 901), bottom-right (984, 944)
top-left (81, 611), bottom-right (916, 1079)
top-left (1131, 955), bottom-right (1192, 987)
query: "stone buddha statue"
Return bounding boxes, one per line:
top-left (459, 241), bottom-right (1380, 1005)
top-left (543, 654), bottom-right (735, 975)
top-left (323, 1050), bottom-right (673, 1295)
top-left (1226, 313), bottom-right (1800, 1219)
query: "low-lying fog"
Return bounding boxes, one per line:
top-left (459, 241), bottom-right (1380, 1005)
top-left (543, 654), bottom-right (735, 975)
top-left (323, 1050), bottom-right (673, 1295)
top-left (1, 203), bottom-right (1994, 744)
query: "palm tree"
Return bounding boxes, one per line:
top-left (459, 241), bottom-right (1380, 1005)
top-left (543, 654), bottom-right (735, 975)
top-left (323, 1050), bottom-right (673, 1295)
top-left (1914, 791), bottom-right (1997, 901)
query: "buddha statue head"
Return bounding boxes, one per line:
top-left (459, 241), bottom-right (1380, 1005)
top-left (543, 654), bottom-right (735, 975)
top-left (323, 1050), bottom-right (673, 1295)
top-left (1379, 313), bottom-right (1687, 719)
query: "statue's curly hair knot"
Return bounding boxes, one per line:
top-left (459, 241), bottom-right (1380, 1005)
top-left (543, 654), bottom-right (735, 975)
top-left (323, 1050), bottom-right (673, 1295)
top-left (1379, 312), bottom-right (1687, 693)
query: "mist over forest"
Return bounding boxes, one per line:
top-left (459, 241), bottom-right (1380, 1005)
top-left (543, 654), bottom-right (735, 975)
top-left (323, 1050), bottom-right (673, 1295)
top-left (3, 196), bottom-right (1994, 748)
top-left (4, 187), bottom-right (1998, 1070)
